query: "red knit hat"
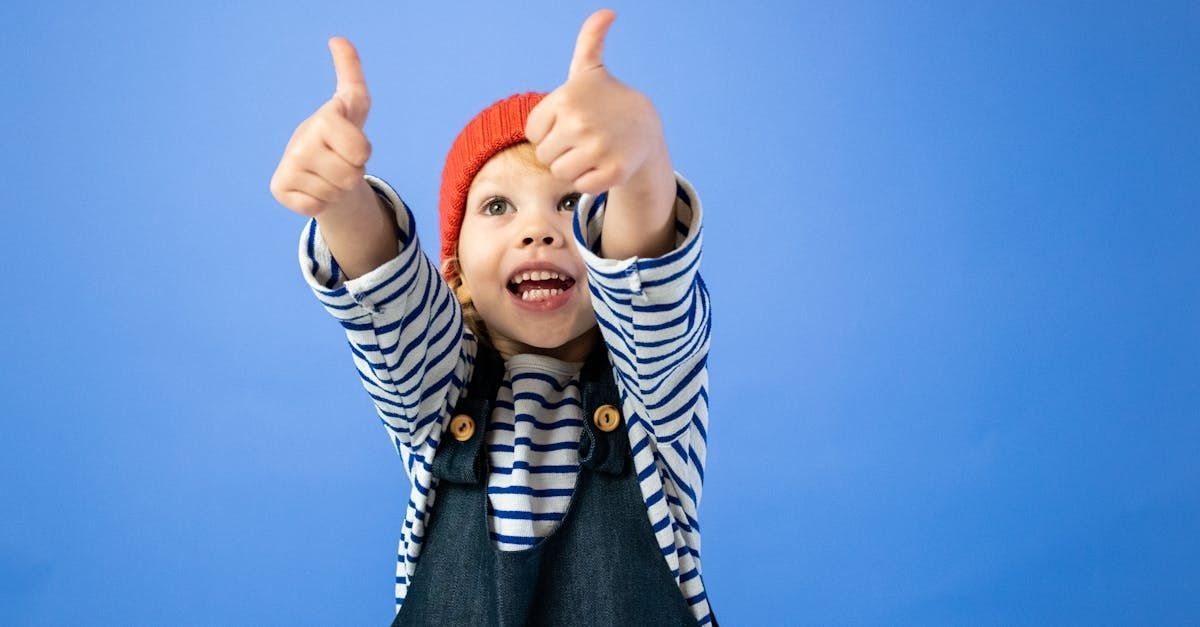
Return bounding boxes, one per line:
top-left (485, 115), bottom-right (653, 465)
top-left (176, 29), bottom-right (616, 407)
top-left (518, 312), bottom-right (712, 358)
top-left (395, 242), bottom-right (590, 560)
top-left (439, 92), bottom-right (547, 283)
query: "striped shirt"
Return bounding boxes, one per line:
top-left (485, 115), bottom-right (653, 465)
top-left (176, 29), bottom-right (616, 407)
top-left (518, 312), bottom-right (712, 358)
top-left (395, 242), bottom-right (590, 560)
top-left (297, 172), bottom-right (713, 624)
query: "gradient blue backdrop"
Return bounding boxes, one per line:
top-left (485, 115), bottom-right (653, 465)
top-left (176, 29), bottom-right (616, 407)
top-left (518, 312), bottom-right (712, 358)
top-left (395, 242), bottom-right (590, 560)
top-left (2, 1), bottom-right (1197, 625)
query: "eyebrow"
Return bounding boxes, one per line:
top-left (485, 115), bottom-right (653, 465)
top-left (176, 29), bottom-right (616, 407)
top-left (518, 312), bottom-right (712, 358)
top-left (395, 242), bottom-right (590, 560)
top-left (470, 180), bottom-right (506, 195)
top-left (469, 182), bottom-right (578, 201)
top-left (470, 172), bottom-right (500, 186)
top-left (468, 172), bottom-right (520, 197)
top-left (467, 189), bottom-right (507, 210)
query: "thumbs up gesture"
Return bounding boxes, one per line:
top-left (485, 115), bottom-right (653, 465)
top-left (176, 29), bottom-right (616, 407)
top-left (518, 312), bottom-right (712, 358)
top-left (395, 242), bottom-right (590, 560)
top-left (525, 9), bottom-right (671, 197)
top-left (270, 37), bottom-right (375, 217)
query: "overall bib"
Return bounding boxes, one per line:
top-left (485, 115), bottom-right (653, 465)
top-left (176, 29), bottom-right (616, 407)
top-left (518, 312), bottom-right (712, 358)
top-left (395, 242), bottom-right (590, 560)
top-left (390, 341), bottom-right (717, 627)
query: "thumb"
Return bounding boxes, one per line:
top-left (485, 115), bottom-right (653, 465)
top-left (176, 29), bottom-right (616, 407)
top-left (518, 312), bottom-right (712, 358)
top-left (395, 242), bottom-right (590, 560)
top-left (567, 9), bottom-right (616, 80)
top-left (328, 36), bottom-right (371, 128)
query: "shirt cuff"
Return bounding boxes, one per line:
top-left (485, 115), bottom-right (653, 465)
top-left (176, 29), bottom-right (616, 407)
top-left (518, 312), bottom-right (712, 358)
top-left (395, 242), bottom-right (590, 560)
top-left (296, 174), bottom-right (418, 319)
top-left (571, 171), bottom-right (704, 303)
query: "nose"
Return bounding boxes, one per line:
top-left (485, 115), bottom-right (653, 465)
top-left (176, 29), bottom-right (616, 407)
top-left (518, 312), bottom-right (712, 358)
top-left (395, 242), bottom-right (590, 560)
top-left (517, 206), bottom-right (565, 248)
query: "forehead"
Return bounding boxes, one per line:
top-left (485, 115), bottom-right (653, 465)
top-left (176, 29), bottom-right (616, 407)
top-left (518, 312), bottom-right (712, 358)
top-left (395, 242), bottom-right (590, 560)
top-left (474, 150), bottom-right (530, 182)
top-left (472, 149), bottom-right (539, 186)
top-left (467, 149), bottom-right (571, 197)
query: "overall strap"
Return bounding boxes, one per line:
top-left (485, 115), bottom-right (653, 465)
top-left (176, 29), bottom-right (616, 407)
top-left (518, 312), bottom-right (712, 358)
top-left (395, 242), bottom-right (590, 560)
top-left (431, 339), bottom-right (628, 484)
top-left (431, 342), bottom-right (506, 484)
top-left (578, 343), bottom-right (628, 476)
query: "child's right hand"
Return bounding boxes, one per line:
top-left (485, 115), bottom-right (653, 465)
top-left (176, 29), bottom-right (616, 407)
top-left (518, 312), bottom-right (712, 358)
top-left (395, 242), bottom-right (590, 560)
top-left (270, 37), bottom-right (374, 218)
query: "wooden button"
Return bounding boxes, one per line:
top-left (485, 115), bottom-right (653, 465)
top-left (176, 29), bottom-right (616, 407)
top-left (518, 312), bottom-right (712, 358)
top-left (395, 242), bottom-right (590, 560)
top-left (450, 414), bottom-right (475, 442)
top-left (592, 404), bottom-right (621, 432)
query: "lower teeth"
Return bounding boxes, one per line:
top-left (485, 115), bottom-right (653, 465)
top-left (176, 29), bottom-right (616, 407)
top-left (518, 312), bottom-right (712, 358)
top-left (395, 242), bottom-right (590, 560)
top-left (521, 288), bottom-right (563, 301)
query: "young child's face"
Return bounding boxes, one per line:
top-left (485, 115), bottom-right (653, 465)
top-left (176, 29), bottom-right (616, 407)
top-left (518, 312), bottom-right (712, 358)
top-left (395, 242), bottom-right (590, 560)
top-left (457, 144), bottom-right (598, 361)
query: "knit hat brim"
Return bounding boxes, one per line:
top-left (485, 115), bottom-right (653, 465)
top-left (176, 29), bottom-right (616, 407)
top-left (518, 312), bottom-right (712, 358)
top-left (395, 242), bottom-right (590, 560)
top-left (438, 92), bottom-right (547, 283)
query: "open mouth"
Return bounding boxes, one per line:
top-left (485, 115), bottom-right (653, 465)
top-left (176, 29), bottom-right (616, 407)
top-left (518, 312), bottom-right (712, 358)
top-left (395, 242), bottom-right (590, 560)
top-left (507, 269), bottom-right (577, 302)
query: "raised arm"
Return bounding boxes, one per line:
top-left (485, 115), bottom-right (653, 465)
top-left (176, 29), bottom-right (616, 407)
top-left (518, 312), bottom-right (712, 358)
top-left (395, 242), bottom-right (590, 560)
top-left (524, 9), bottom-right (677, 262)
top-left (273, 36), bottom-right (471, 479)
top-left (525, 9), bottom-right (712, 531)
top-left (270, 36), bottom-right (400, 279)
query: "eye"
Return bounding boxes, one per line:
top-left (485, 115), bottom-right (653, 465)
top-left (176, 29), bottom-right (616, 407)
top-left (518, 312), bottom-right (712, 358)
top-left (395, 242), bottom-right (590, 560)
top-left (558, 193), bottom-right (582, 213)
top-left (482, 197), bottom-right (513, 216)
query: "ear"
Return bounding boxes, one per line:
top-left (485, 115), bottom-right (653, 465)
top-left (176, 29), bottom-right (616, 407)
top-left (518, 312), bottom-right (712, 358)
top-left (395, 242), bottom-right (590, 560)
top-left (442, 257), bottom-right (466, 294)
top-left (455, 277), bottom-right (472, 305)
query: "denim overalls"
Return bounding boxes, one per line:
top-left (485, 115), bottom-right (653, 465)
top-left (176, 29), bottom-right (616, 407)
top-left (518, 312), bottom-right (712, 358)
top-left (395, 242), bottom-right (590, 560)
top-left (390, 340), bottom-right (717, 626)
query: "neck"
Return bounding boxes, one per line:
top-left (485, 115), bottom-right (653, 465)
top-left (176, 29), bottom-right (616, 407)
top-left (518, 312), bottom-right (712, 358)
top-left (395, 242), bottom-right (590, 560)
top-left (492, 325), bottom-right (600, 363)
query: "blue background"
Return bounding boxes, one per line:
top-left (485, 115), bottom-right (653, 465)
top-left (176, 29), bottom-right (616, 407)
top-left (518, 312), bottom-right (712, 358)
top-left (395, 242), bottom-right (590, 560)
top-left (2, 1), bottom-right (1197, 624)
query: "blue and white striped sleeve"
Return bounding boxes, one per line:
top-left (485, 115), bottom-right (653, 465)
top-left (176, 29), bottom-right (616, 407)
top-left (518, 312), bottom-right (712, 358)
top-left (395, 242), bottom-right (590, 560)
top-left (572, 172), bottom-right (712, 448)
top-left (297, 174), bottom-right (470, 477)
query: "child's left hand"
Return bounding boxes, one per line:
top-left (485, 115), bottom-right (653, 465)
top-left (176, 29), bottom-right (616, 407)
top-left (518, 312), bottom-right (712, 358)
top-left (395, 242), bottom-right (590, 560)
top-left (525, 9), bottom-right (669, 197)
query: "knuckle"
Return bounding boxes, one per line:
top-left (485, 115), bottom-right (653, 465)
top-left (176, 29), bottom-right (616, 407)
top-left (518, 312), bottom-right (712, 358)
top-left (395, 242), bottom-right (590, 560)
top-left (589, 136), bottom-right (609, 156)
top-left (350, 142), bottom-right (369, 167)
top-left (610, 159), bottom-right (627, 180)
top-left (566, 114), bottom-right (590, 135)
top-left (285, 143), bottom-right (307, 164)
top-left (576, 179), bottom-right (599, 196)
top-left (282, 191), bottom-right (310, 216)
top-left (269, 176), bottom-right (284, 200)
top-left (341, 169), bottom-right (362, 190)
top-left (311, 112), bottom-right (331, 133)
top-left (524, 117), bottom-right (541, 141)
top-left (298, 197), bottom-right (322, 216)
top-left (592, 173), bottom-right (610, 191)
top-left (272, 169), bottom-right (297, 194)
top-left (558, 89), bottom-right (579, 109)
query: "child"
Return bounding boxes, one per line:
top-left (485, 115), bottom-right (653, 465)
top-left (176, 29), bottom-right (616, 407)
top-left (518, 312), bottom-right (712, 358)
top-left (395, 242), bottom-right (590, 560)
top-left (271, 10), bottom-right (715, 625)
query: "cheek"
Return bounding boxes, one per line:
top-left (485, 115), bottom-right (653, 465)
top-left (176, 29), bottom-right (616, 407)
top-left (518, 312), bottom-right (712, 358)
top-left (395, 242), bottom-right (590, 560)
top-left (572, 277), bottom-right (596, 318)
top-left (455, 231), bottom-right (490, 284)
top-left (458, 219), bottom-right (505, 262)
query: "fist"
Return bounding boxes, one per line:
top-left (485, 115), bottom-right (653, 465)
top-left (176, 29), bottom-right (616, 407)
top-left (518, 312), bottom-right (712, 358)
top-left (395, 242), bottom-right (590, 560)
top-left (524, 9), bottom-right (664, 196)
top-left (270, 36), bottom-right (374, 217)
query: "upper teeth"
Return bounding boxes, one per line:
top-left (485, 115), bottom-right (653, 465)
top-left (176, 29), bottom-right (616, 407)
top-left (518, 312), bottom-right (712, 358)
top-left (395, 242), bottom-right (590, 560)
top-left (511, 270), bottom-right (565, 284)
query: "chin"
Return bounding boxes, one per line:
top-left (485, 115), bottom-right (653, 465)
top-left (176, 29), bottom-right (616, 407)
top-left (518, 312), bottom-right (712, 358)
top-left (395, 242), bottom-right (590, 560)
top-left (517, 329), bottom-right (575, 350)
top-left (510, 319), bottom-right (596, 352)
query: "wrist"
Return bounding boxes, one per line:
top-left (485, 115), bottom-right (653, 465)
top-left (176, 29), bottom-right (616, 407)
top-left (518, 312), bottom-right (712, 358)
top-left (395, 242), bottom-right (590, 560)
top-left (623, 139), bottom-right (674, 206)
top-left (316, 178), bottom-right (399, 281)
top-left (599, 141), bottom-right (676, 260)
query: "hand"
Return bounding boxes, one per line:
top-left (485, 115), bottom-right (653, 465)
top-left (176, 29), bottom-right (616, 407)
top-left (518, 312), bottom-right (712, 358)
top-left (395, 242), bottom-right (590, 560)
top-left (269, 37), bottom-right (374, 217)
top-left (524, 9), bottom-right (667, 196)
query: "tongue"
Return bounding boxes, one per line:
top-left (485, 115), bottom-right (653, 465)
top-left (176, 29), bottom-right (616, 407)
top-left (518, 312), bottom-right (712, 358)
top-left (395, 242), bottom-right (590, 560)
top-left (518, 278), bottom-right (569, 294)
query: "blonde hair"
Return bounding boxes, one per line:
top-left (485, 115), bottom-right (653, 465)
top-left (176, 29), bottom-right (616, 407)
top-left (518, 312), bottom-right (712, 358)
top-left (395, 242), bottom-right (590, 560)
top-left (440, 141), bottom-right (550, 349)
top-left (503, 141), bottom-right (548, 171)
top-left (441, 255), bottom-right (493, 349)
